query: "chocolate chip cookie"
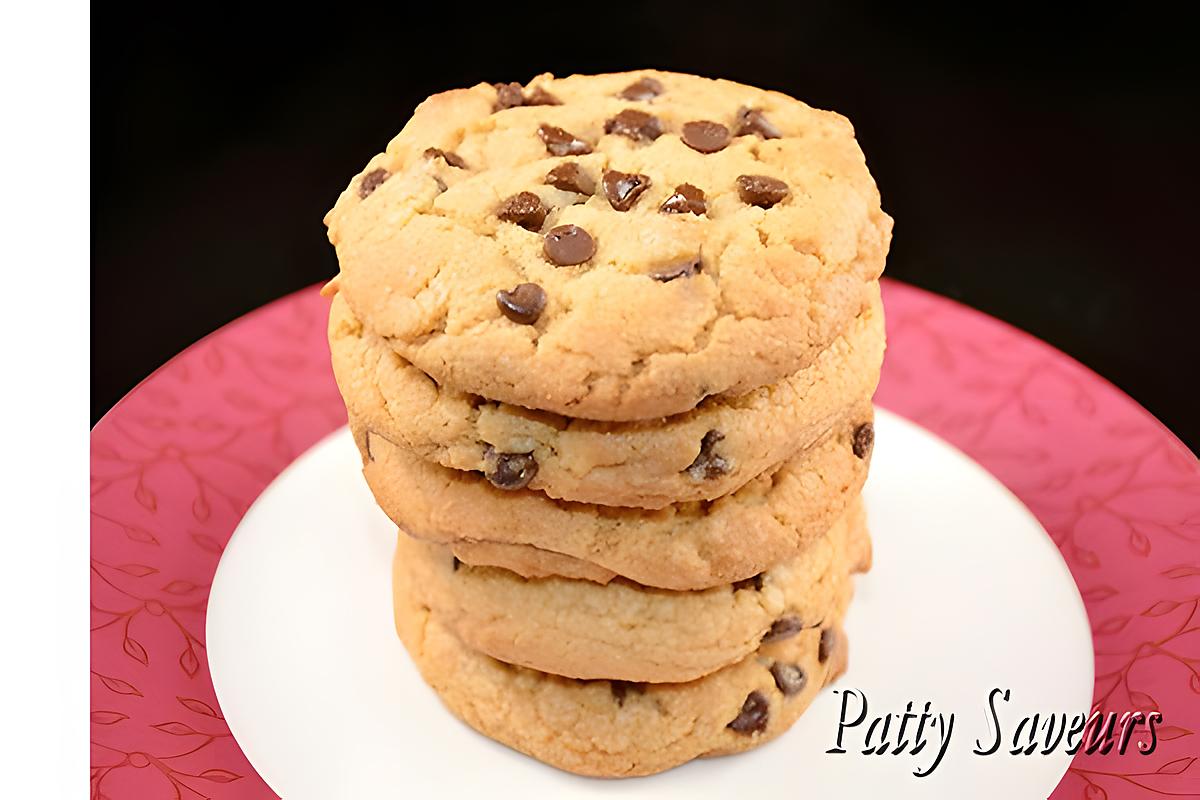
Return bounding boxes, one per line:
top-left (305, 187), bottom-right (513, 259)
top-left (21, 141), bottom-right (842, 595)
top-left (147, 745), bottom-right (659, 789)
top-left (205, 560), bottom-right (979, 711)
top-left (396, 499), bottom-right (868, 683)
top-left (329, 287), bottom-right (883, 508)
top-left (393, 538), bottom-right (852, 777)
top-left (358, 404), bottom-right (874, 590)
top-left (325, 70), bottom-right (891, 421)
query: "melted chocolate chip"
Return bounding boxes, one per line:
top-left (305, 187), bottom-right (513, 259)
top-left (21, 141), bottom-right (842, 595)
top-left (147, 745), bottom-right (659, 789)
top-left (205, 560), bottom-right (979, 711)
top-left (483, 448), bottom-right (539, 490)
top-left (358, 168), bottom-right (390, 199)
top-left (543, 224), bottom-right (596, 266)
top-left (610, 680), bottom-right (645, 706)
top-left (603, 170), bottom-right (651, 211)
top-left (852, 422), bottom-right (874, 459)
top-left (686, 430), bottom-right (731, 479)
top-left (660, 183), bottom-right (706, 215)
top-left (649, 256), bottom-right (701, 282)
top-left (732, 573), bottom-right (764, 592)
top-left (681, 120), bottom-right (731, 153)
top-left (618, 76), bottom-right (664, 101)
top-left (819, 628), bottom-right (837, 663)
top-left (770, 663), bottom-right (807, 696)
top-left (604, 109), bottom-right (662, 141)
top-left (497, 192), bottom-right (548, 231)
top-left (727, 691), bottom-right (769, 734)
top-left (545, 163), bottom-right (595, 195)
top-left (761, 616), bottom-right (804, 644)
top-left (496, 283), bottom-right (547, 325)
top-left (735, 107), bottom-right (782, 139)
top-left (423, 148), bottom-right (467, 169)
top-left (537, 124), bottom-right (592, 156)
top-left (495, 82), bottom-right (561, 110)
top-left (524, 86), bottom-right (561, 106)
top-left (493, 82), bottom-right (525, 110)
top-left (736, 174), bottom-right (789, 208)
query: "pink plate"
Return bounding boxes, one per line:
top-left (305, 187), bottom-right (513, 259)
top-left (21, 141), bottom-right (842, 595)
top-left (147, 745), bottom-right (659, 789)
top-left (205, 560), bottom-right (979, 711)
top-left (90, 279), bottom-right (1200, 799)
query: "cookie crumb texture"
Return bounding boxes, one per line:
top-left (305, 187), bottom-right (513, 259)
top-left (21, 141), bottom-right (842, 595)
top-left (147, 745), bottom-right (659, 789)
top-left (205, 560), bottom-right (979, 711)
top-left (326, 70), bottom-right (891, 421)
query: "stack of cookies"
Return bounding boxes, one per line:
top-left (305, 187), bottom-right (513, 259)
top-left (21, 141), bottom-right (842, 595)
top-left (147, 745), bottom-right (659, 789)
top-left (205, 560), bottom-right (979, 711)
top-left (324, 70), bottom-right (891, 777)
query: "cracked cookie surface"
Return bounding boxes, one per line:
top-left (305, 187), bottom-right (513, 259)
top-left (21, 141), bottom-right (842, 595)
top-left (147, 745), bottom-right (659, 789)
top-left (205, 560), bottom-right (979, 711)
top-left (325, 70), bottom-right (891, 420)
top-left (330, 289), bottom-right (882, 507)
top-left (359, 403), bottom-right (874, 590)
top-left (397, 499), bottom-right (868, 683)
top-left (394, 540), bottom-right (852, 777)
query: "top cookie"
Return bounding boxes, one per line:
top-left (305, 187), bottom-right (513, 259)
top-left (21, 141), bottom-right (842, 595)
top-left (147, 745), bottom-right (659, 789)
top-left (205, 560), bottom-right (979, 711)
top-left (326, 70), bottom-right (891, 420)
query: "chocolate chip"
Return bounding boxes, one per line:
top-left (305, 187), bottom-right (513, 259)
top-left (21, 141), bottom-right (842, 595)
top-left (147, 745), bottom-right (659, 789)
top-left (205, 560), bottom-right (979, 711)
top-left (732, 573), bottom-right (764, 592)
top-left (770, 663), bottom-right (807, 696)
top-left (493, 82), bottom-right (525, 111)
top-left (686, 430), bottom-right (731, 479)
top-left (545, 163), bottom-right (595, 195)
top-left (543, 224), bottom-right (595, 266)
top-left (524, 86), bottom-right (561, 106)
top-left (496, 283), bottom-right (547, 325)
top-left (761, 616), bottom-right (804, 644)
top-left (358, 168), bottom-right (390, 199)
top-left (852, 422), bottom-right (874, 459)
top-left (604, 109), bottom-right (662, 141)
top-left (483, 448), bottom-right (538, 490)
top-left (618, 77), bottom-right (664, 101)
top-left (681, 120), bottom-right (731, 154)
top-left (660, 183), bottom-right (706, 215)
top-left (610, 680), bottom-right (645, 706)
top-left (819, 628), bottom-right (837, 663)
top-left (603, 170), bottom-right (651, 211)
top-left (736, 174), bottom-right (789, 208)
top-left (649, 256), bottom-right (701, 282)
top-left (497, 192), bottom-right (547, 231)
top-left (495, 83), bottom-right (561, 110)
top-left (727, 691), bottom-right (769, 734)
top-left (735, 107), bottom-right (782, 139)
top-left (451, 556), bottom-right (461, 572)
top-left (423, 148), bottom-right (467, 169)
top-left (537, 124), bottom-right (592, 156)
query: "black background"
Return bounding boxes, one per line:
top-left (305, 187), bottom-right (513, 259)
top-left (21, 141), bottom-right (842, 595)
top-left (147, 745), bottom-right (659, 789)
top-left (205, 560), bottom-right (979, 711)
top-left (93, 5), bottom-right (1199, 449)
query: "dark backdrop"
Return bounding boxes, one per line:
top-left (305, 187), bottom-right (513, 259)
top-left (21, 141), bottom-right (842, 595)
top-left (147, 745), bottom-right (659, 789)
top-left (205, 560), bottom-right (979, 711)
top-left (92, 5), bottom-right (1199, 449)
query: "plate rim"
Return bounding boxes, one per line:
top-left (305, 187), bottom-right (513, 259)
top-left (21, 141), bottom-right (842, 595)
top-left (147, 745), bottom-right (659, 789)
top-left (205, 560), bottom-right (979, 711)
top-left (90, 278), bottom-right (1200, 799)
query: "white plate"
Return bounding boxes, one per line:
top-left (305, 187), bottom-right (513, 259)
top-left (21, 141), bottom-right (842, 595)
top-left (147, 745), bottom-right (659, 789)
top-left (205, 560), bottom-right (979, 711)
top-left (208, 409), bottom-right (1093, 799)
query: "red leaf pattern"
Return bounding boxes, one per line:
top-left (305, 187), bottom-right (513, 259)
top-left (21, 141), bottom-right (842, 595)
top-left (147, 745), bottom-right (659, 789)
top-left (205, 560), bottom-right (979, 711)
top-left (198, 768), bottom-right (243, 783)
top-left (122, 636), bottom-right (149, 666)
top-left (93, 672), bottom-right (142, 697)
top-left (180, 646), bottom-right (200, 678)
top-left (115, 563), bottom-right (158, 578)
top-left (152, 721), bottom-right (203, 736)
top-left (178, 696), bottom-right (224, 719)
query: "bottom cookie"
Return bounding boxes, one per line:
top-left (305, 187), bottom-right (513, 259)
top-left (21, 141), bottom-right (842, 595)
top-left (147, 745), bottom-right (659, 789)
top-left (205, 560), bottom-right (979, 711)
top-left (393, 545), bottom-right (852, 778)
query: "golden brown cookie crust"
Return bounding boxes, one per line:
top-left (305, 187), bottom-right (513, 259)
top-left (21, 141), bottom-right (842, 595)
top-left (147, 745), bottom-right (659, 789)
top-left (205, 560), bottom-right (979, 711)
top-left (360, 404), bottom-right (874, 590)
top-left (329, 286), bottom-right (883, 508)
top-left (325, 71), bottom-right (891, 420)
top-left (397, 500), bottom-right (868, 683)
